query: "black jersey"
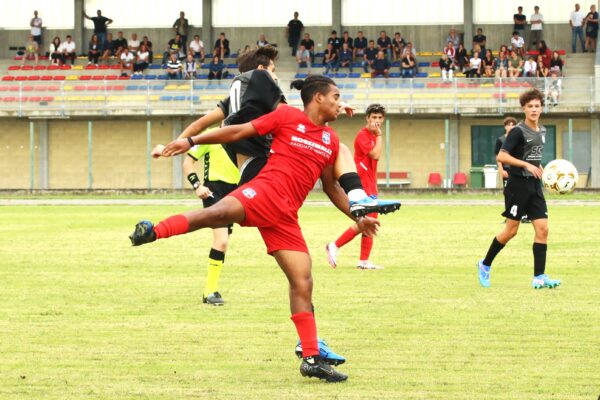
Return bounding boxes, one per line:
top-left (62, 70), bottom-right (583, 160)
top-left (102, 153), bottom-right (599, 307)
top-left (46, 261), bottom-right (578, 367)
top-left (494, 134), bottom-right (509, 171)
top-left (217, 69), bottom-right (285, 159)
top-left (501, 122), bottom-right (545, 178)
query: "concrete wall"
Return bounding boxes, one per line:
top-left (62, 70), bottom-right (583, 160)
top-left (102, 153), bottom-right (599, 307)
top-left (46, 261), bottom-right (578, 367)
top-left (0, 119), bottom-right (32, 188)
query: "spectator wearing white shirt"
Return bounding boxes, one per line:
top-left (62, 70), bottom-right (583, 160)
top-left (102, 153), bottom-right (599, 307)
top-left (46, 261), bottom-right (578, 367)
top-left (466, 51), bottom-right (481, 78)
top-left (30, 11), bottom-right (43, 49)
top-left (570, 3), bottom-right (586, 52)
top-left (530, 6), bottom-right (544, 50)
top-left (60, 35), bottom-right (77, 65)
top-left (296, 43), bottom-right (311, 73)
top-left (189, 35), bottom-right (205, 62)
top-left (183, 53), bottom-right (198, 79)
top-left (510, 31), bottom-right (525, 57)
top-left (256, 34), bottom-right (269, 48)
top-left (133, 44), bottom-right (149, 75)
top-left (128, 33), bottom-right (140, 55)
top-left (523, 55), bottom-right (537, 77)
top-left (120, 48), bottom-right (134, 76)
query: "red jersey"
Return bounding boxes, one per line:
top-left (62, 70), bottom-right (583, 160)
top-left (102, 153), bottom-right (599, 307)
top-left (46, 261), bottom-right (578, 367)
top-left (353, 127), bottom-right (378, 195)
top-left (250, 105), bottom-right (339, 210)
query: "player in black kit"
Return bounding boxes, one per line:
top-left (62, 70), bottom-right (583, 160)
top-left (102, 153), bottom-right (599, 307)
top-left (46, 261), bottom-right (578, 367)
top-left (477, 89), bottom-right (561, 289)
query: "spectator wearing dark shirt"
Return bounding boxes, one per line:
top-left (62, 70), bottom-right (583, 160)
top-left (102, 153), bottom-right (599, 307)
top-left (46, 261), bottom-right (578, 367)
top-left (323, 43), bottom-right (338, 74)
top-left (585, 4), bottom-right (599, 52)
top-left (353, 31), bottom-right (368, 61)
top-left (362, 40), bottom-right (378, 72)
top-left (392, 32), bottom-right (406, 61)
top-left (401, 52), bottom-right (416, 78)
top-left (173, 11), bottom-right (189, 49)
top-left (513, 6), bottom-right (527, 44)
top-left (141, 36), bottom-right (153, 63)
top-left (338, 42), bottom-right (353, 73)
top-left (371, 50), bottom-right (390, 78)
top-left (163, 34), bottom-right (183, 65)
top-left (208, 55), bottom-right (225, 80)
top-left (83, 9), bottom-right (112, 52)
top-left (439, 53), bottom-right (454, 82)
top-left (113, 31), bottom-right (128, 59)
top-left (473, 28), bottom-right (487, 56)
top-left (377, 30), bottom-right (392, 60)
top-left (287, 11), bottom-right (304, 56)
top-left (549, 50), bottom-right (564, 75)
top-left (88, 34), bottom-right (101, 65)
top-left (101, 33), bottom-right (114, 63)
top-left (341, 31), bottom-right (353, 51)
top-left (300, 33), bottom-right (315, 63)
top-left (214, 32), bottom-right (230, 59)
top-left (537, 40), bottom-right (552, 68)
top-left (328, 30), bottom-right (342, 52)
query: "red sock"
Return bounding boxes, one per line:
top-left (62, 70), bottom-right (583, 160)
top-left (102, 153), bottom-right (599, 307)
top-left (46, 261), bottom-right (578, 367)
top-left (291, 312), bottom-right (319, 358)
top-left (153, 214), bottom-right (190, 239)
top-left (360, 235), bottom-right (374, 261)
top-left (335, 227), bottom-right (358, 248)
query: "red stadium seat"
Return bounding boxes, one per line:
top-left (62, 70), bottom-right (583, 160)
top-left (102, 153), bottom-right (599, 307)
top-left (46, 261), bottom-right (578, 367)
top-left (36, 85), bottom-right (48, 91)
top-left (110, 65), bottom-right (121, 70)
top-left (558, 49), bottom-right (566, 55)
top-left (42, 96), bottom-right (54, 102)
top-left (92, 75), bottom-right (104, 80)
top-left (2, 76), bottom-right (15, 81)
top-left (87, 85), bottom-right (100, 91)
top-left (99, 65), bottom-right (110, 70)
top-left (118, 75), bottom-right (130, 80)
top-left (22, 86), bottom-right (34, 91)
top-left (428, 172), bottom-right (442, 187)
top-left (41, 75), bottom-right (53, 80)
top-left (453, 172), bottom-right (467, 187)
top-left (9, 86), bottom-right (19, 91)
top-left (29, 96), bottom-right (42, 102)
top-left (8, 65), bottom-right (20, 71)
top-left (113, 85), bottom-right (125, 90)
top-left (106, 75), bottom-right (118, 80)
top-left (48, 65), bottom-right (60, 70)
top-left (53, 76), bottom-right (66, 80)
top-left (15, 76), bottom-right (27, 81)
top-left (85, 65), bottom-right (97, 70)
top-left (34, 65), bottom-right (47, 70)
top-left (60, 65), bottom-right (72, 70)
top-left (0, 86), bottom-right (7, 91)
top-left (80, 75), bottom-right (92, 80)
top-left (431, 61), bottom-right (440, 67)
top-left (21, 65), bottom-right (34, 71)
top-left (74, 85), bottom-right (86, 91)
top-left (27, 76), bottom-right (40, 81)
top-left (427, 83), bottom-right (440, 89)
top-left (47, 86), bottom-right (60, 91)
top-left (3, 96), bottom-right (17, 102)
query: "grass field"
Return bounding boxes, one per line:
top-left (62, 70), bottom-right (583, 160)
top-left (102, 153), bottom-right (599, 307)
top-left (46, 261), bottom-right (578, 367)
top-left (1, 201), bottom-right (599, 399)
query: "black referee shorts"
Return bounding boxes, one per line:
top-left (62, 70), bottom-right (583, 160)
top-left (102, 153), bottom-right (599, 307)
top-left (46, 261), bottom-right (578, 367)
top-left (203, 180), bottom-right (238, 234)
top-left (502, 176), bottom-right (548, 221)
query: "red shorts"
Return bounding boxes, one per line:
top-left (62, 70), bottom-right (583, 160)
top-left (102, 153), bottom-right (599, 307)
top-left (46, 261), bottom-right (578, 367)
top-left (227, 178), bottom-right (308, 255)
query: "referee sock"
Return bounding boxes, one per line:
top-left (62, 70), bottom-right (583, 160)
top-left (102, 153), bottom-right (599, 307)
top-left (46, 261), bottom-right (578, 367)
top-left (483, 237), bottom-right (505, 267)
top-left (533, 242), bottom-right (547, 276)
top-left (291, 312), bottom-right (319, 358)
top-left (154, 214), bottom-right (190, 239)
top-left (204, 248), bottom-right (225, 296)
top-left (335, 227), bottom-right (359, 248)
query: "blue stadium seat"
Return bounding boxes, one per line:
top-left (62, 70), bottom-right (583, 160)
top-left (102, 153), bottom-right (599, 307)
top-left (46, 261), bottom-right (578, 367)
top-left (151, 85), bottom-right (164, 90)
top-left (227, 64), bottom-right (238, 69)
top-left (157, 75), bottom-right (167, 79)
top-left (126, 85), bottom-right (140, 90)
top-left (418, 62), bottom-right (430, 67)
top-left (295, 73), bottom-right (308, 79)
top-left (385, 83), bottom-right (398, 89)
top-left (342, 94), bottom-right (354, 100)
top-left (348, 73), bottom-right (361, 78)
top-left (145, 75), bottom-right (157, 80)
top-left (399, 82), bottom-right (412, 89)
top-left (315, 52), bottom-right (325, 57)
top-left (325, 73), bottom-right (335, 78)
top-left (416, 72), bottom-right (428, 78)
top-left (352, 62), bottom-right (362, 68)
top-left (187, 95), bottom-right (200, 101)
top-left (160, 95), bottom-right (173, 101)
top-left (373, 82), bottom-right (385, 89)
top-left (345, 83), bottom-right (357, 89)
top-left (389, 72), bottom-right (401, 78)
top-left (229, 53), bottom-right (238, 58)
top-left (335, 73), bottom-right (348, 78)
top-left (288, 94), bottom-right (301, 100)
top-left (149, 64), bottom-right (162, 70)
top-left (312, 63), bottom-right (324, 68)
top-left (130, 75), bottom-right (144, 80)
top-left (174, 95), bottom-right (186, 101)
top-left (413, 82), bottom-right (426, 88)
top-left (193, 84), bottom-right (206, 90)
top-left (198, 74), bottom-right (209, 79)
top-left (391, 61), bottom-right (401, 67)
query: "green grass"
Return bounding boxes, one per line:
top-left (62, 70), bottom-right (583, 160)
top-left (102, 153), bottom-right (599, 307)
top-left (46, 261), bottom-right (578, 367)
top-left (1, 203), bottom-right (599, 399)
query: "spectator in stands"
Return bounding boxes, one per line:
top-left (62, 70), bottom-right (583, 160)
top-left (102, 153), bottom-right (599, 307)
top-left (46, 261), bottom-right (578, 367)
top-left (101, 33), bottom-right (115, 64)
top-left (173, 11), bottom-right (189, 49)
top-left (353, 31), bottom-right (368, 62)
top-left (402, 42), bottom-right (419, 73)
top-left (296, 43), bottom-right (311, 73)
top-left (400, 51), bottom-right (416, 78)
top-left (257, 34), bottom-right (269, 48)
top-left (286, 11), bottom-right (303, 56)
top-left (183, 53), bottom-right (198, 79)
top-left (83, 9), bottom-right (112, 53)
top-left (113, 31), bottom-right (128, 59)
top-left (214, 32), bottom-right (230, 59)
top-left (189, 35), bottom-right (205, 62)
top-left (513, 6), bottom-right (527, 44)
top-left (570, 4), bottom-right (586, 53)
top-left (30, 11), bottom-right (43, 50)
top-left (482, 49), bottom-right (495, 78)
top-left (328, 30), bottom-right (342, 52)
top-left (339, 42), bottom-right (353, 73)
top-left (377, 31), bottom-right (392, 60)
top-left (120, 47), bottom-right (134, 77)
top-left (537, 40), bottom-right (552, 69)
top-left (523, 55), bottom-right (537, 77)
top-left (536, 54), bottom-right (548, 77)
top-left (49, 36), bottom-right (63, 65)
top-left (371, 50), bottom-right (390, 78)
top-left (508, 49), bottom-right (523, 80)
top-left (494, 51), bottom-right (508, 79)
top-left (300, 33), bottom-right (315, 63)
top-left (392, 32), bottom-right (406, 61)
top-left (547, 68), bottom-right (562, 105)
top-left (550, 50), bottom-right (564, 75)
top-left (133, 43), bottom-right (149, 76)
top-left (88, 34), bottom-right (101, 66)
top-left (473, 28), bottom-right (487, 56)
top-left (363, 40), bottom-right (378, 72)
top-left (22, 34), bottom-right (39, 66)
top-left (341, 31), bottom-right (353, 52)
top-left (530, 6), bottom-right (544, 50)
top-left (141, 36), bottom-right (153, 63)
top-left (128, 33), bottom-right (140, 55)
top-left (439, 53), bottom-right (454, 82)
top-left (466, 51), bottom-right (482, 78)
top-left (446, 28), bottom-right (460, 49)
top-left (323, 42), bottom-right (339, 74)
top-left (443, 41), bottom-right (455, 58)
top-left (164, 33), bottom-right (184, 65)
top-left (454, 43), bottom-right (469, 72)
top-left (207, 54), bottom-right (224, 80)
top-left (167, 52), bottom-right (183, 80)
top-left (498, 44), bottom-right (509, 58)
top-left (60, 35), bottom-right (77, 65)
top-left (472, 44), bottom-right (482, 60)
top-left (510, 31), bottom-right (525, 57)
top-left (585, 4), bottom-right (599, 52)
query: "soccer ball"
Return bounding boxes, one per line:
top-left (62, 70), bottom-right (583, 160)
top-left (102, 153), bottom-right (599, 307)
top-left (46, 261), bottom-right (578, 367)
top-left (542, 159), bottom-right (578, 194)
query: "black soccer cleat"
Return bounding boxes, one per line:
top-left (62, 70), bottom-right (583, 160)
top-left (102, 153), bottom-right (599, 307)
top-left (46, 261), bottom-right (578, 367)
top-left (349, 197), bottom-right (402, 218)
top-left (202, 291), bottom-right (225, 306)
top-left (129, 220), bottom-right (156, 246)
top-left (300, 356), bottom-right (348, 382)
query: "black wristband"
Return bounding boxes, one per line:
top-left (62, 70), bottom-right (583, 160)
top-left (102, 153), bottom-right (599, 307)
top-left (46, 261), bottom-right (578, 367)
top-left (187, 137), bottom-right (195, 147)
top-left (187, 172), bottom-right (200, 188)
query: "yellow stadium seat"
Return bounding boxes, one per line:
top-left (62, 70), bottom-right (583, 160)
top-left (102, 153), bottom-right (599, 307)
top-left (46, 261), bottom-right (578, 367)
top-left (150, 95), bottom-right (160, 101)
top-left (429, 72), bottom-right (441, 78)
top-left (63, 85), bottom-right (74, 91)
top-left (354, 93), bottom-right (366, 100)
top-left (92, 96), bottom-right (104, 101)
top-left (418, 52), bottom-right (433, 56)
top-left (360, 73), bottom-right (371, 78)
top-left (72, 65), bottom-right (84, 70)
top-left (433, 52), bottom-right (443, 56)
top-left (177, 85), bottom-right (191, 90)
top-left (66, 75), bottom-right (78, 80)
top-left (480, 83), bottom-right (494, 88)
top-left (165, 85), bottom-right (178, 90)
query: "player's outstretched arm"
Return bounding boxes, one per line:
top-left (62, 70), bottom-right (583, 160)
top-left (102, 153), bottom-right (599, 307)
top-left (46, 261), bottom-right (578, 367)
top-left (177, 107), bottom-right (226, 139)
top-left (162, 122), bottom-right (258, 157)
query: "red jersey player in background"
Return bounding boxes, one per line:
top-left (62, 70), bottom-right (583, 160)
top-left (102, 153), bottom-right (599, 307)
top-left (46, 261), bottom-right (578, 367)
top-left (326, 104), bottom-right (386, 270)
top-left (129, 76), bottom-right (399, 382)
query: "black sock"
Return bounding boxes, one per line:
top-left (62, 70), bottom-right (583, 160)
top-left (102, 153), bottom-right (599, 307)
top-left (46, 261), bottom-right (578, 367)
top-left (209, 248), bottom-right (225, 262)
top-left (338, 172), bottom-right (363, 194)
top-left (533, 242), bottom-right (547, 276)
top-left (483, 237), bottom-right (505, 267)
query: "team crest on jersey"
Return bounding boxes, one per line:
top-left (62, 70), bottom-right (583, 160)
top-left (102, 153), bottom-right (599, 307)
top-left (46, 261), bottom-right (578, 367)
top-left (242, 188), bottom-right (257, 199)
top-left (322, 131), bottom-right (331, 145)
top-left (297, 124), bottom-right (306, 134)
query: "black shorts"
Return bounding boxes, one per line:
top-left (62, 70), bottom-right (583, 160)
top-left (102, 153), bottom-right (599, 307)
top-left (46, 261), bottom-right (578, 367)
top-left (238, 157), bottom-right (268, 186)
top-left (203, 180), bottom-right (237, 234)
top-left (502, 176), bottom-right (548, 221)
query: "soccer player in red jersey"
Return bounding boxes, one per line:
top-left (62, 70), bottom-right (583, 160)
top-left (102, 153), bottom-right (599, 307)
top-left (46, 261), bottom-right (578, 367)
top-left (326, 104), bottom-right (386, 269)
top-left (130, 76), bottom-right (389, 382)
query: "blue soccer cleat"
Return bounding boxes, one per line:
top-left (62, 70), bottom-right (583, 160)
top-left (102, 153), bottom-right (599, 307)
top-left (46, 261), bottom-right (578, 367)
top-left (349, 196), bottom-right (401, 218)
top-left (129, 220), bottom-right (156, 246)
top-left (532, 274), bottom-right (561, 289)
top-left (477, 259), bottom-right (491, 288)
top-left (295, 338), bottom-right (346, 366)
